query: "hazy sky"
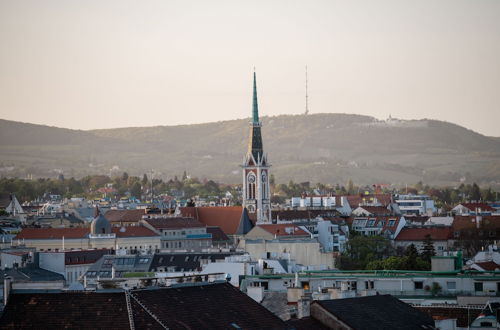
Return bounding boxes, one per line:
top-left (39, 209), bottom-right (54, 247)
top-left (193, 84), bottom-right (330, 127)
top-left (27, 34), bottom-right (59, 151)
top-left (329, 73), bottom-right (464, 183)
top-left (1, 1), bottom-right (499, 136)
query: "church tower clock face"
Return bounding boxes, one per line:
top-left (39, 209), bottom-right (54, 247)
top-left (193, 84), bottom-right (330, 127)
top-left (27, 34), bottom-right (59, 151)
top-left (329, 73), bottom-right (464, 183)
top-left (242, 71), bottom-right (271, 223)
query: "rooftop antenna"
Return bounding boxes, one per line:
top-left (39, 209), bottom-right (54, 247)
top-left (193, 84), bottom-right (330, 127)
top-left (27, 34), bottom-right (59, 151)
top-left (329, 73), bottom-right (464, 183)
top-left (305, 66), bottom-right (309, 115)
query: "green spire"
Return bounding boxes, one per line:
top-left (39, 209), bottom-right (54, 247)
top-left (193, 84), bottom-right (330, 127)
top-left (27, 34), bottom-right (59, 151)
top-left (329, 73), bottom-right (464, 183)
top-left (252, 71), bottom-right (259, 124)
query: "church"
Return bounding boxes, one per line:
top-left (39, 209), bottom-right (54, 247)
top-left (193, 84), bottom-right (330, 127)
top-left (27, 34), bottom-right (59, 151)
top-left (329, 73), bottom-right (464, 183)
top-left (242, 72), bottom-right (272, 224)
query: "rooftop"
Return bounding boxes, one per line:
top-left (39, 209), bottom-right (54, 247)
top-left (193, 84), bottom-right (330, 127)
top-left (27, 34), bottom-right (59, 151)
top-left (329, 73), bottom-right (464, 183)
top-left (0, 283), bottom-right (287, 329)
top-left (313, 295), bottom-right (434, 330)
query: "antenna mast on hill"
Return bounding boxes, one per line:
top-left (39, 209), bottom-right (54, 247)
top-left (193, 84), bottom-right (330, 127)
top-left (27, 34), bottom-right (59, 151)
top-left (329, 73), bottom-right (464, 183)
top-left (305, 66), bottom-right (309, 115)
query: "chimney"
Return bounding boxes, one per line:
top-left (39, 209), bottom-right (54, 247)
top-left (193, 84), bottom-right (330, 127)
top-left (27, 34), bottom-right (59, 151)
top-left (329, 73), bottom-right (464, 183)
top-left (3, 276), bottom-right (12, 306)
top-left (297, 294), bottom-right (311, 319)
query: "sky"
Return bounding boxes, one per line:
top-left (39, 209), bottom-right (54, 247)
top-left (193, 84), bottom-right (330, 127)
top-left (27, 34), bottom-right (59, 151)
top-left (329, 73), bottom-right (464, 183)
top-left (0, 0), bottom-right (499, 136)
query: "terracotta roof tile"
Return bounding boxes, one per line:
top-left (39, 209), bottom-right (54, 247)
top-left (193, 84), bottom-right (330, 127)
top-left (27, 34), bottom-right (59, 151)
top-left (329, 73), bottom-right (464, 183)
top-left (112, 226), bottom-right (158, 238)
top-left (395, 227), bottom-right (452, 241)
top-left (104, 209), bottom-right (146, 224)
top-left (14, 228), bottom-right (90, 240)
top-left (474, 261), bottom-right (500, 271)
top-left (458, 203), bottom-right (496, 212)
top-left (257, 224), bottom-right (310, 237)
top-left (144, 217), bottom-right (205, 229)
top-left (180, 207), bottom-right (247, 235)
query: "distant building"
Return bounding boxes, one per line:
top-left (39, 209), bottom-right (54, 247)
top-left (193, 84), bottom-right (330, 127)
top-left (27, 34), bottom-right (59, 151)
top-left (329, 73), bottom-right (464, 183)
top-left (394, 194), bottom-right (436, 216)
top-left (38, 249), bottom-right (113, 285)
top-left (141, 217), bottom-right (212, 251)
top-left (452, 202), bottom-right (497, 216)
top-left (13, 207), bottom-right (160, 253)
top-left (245, 224), bottom-right (311, 241)
top-left (394, 226), bottom-right (453, 254)
top-left (350, 215), bottom-right (406, 239)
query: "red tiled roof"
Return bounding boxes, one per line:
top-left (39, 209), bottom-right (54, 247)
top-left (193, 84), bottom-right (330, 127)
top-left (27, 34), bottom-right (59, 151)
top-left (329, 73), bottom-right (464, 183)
top-left (257, 224), bottom-right (310, 237)
top-left (112, 226), bottom-right (158, 238)
top-left (458, 203), bottom-right (495, 212)
top-left (180, 207), bottom-right (246, 235)
top-left (395, 227), bottom-right (452, 241)
top-left (144, 217), bottom-right (205, 230)
top-left (104, 209), bottom-right (146, 224)
top-left (474, 261), bottom-right (500, 271)
top-left (15, 228), bottom-right (90, 240)
top-left (452, 215), bottom-right (500, 230)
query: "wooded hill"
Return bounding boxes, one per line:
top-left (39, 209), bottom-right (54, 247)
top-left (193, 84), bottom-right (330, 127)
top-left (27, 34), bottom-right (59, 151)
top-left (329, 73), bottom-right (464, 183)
top-left (1, 114), bottom-right (499, 186)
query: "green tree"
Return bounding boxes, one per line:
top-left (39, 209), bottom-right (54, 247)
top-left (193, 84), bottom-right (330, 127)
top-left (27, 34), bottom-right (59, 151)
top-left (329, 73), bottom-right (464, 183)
top-left (421, 234), bottom-right (436, 263)
top-left (404, 244), bottom-right (419, 270)
top-left (130, 182), bottom-right (142, 199)
top-left (347, 179), bottom-right (354, 195)
top-left (471, 183), bottom-right (481, 201)
top-left (340, 235), bottom-right (393, 270)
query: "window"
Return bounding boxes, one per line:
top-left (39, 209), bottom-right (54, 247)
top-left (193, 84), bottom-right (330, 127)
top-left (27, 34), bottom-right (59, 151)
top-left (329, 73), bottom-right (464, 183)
top-left (367, 220), bottom-right (375, 227)
top-left (388, 220), bottom-right (395, 227)
top-left (454, 231), bottom-right (460, 238)
top-left (365, 281), bottom-right (374, 290)
top-left (262, 173), bottom-right (267, 199)
top-left (301, 282), bottom-right (310, 290)
top-left (247, 172), bottom-right (256, 199)
top-left (446, 281), bottom-right (456, 290)
top-left (474, 282), bottom-right (483, 292)
top-left (414, 281), bottom-right (424, 290)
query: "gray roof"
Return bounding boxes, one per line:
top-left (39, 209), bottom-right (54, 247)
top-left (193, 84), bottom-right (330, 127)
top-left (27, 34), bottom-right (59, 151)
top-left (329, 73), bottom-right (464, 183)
top-left (4, 266), bottom-right (65, 282)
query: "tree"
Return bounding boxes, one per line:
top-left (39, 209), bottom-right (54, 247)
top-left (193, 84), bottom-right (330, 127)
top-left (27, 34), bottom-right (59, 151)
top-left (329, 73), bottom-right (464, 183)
top-left (421, 234), bottom-right (436, 263)
top-left (347, 179), bottom-right (354, 195)
top-left (122, 172), bottom-right (129, 183)
top-left (340, 235), bottom-right (393, 270)
top-left (130, 182), bottom-right (142, 199)
top-left (404, 244), bottom-right (419, 270)
top-left (471, 183), bottom-right (481, 201)
top-left (142, 174), bottom-right (149, 185)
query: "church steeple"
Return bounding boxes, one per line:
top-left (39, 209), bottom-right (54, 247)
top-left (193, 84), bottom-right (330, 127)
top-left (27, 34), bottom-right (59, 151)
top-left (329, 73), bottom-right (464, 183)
top-left (252, 71), bottom-right (259, 124)
top-left (248, 71), bottom-right (264, 162)
top-left (242, 71), bottom-right (271, 224)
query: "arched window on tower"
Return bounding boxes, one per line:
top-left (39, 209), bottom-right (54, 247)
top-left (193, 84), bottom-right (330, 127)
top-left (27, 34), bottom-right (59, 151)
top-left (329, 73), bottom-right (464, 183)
top-left (247, 172), bottom-right (256, 199)
top-left (262, 173), bottom-right (267, 199)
